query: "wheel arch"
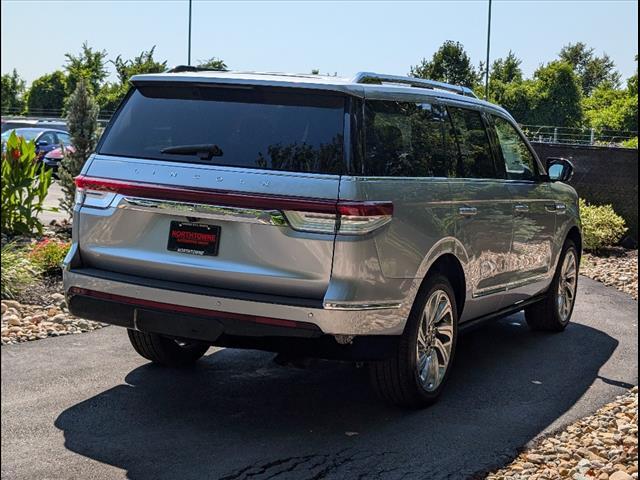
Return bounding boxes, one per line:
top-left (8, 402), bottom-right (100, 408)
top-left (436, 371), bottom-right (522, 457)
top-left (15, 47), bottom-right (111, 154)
top-left (423, 253), bottom-right (466, 318)
top-left (566, 225), bottom-right (583, 260)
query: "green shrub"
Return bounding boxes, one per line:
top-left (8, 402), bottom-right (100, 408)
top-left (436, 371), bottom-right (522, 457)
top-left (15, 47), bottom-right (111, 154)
top-left (28, 238), bottom-right (71, 275)
top-left (621, 137), bottom-right (638, 149)
top-left (579, 199), bottom-right (628, 251)
top-left (1, 131), bottom-right (53, 235)
top-left (1, 243), bottom-right (38, 299)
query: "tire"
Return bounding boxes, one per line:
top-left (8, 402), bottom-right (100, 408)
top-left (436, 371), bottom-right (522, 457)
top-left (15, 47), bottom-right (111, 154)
top-left (525, 239), bottom-right (579, 332)
top-left (369, 273), bottom-right (458, 408)
top-left (127, 329), bottom-right (209, 367)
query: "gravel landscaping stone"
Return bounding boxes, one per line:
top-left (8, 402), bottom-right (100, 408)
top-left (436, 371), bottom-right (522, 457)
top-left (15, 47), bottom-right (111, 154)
top-left (1, 299), bottom-right (107, 346)
top-left (486, 387), bottom-right (638, 480)
top-left (581, 249), bottom-right (638, 300)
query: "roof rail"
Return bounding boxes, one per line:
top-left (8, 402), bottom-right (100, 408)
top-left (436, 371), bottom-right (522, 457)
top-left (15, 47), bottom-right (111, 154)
top-left (167, 65), bottom-right (228, 73)
top-left (351, 72), bottom-right (477, 98)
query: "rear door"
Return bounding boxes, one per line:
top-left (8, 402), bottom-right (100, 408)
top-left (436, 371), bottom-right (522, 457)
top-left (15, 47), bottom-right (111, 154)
top-left (76, 84), bottom-right (348, 301)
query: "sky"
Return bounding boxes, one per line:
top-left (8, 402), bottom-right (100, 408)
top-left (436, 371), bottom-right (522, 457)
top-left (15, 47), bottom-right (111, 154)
top-left (1, 0), bottom-right (638, 85)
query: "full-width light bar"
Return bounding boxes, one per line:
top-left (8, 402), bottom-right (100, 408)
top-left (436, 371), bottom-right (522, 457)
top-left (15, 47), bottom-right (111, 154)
top-left (75, 175), bottom-right (393, 235)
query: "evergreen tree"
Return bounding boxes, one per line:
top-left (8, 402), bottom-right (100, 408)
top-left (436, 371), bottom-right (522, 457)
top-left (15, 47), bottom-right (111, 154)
top-left (58, 79), bottom-right (99, 215)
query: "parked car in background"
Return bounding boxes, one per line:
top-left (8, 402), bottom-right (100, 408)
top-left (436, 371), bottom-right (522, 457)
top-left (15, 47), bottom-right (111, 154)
top-left (1, 127), bottom-right (71, 159)
top-left (42, 144), bottom-right (76, 174)
top-left (64, 69), bottom-right (582, 408)
top-left (1, 118), bottom-right (67, 133)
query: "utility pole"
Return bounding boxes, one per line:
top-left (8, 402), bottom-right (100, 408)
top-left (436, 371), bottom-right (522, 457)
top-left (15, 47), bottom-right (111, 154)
top-left (188, 0), bottom-right (193, 65)
top-left (484, 0), bottom-right (492, 100)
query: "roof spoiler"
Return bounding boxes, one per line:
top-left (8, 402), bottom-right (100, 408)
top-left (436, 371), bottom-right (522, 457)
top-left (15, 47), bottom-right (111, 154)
top-left (351, 72), bottom-right (477, 98)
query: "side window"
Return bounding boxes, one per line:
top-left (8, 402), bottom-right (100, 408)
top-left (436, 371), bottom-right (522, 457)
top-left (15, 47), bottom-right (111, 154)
top-left (58, 132), bottom-right (71, 145)
top-left (448, 107), bottom-right (497, 179)
top-left (492, 116), bottom-right (537, 181)
top-left (38, 132), bottom-right (56, 145)
top-left (364, 100), bottom-right (458, 177)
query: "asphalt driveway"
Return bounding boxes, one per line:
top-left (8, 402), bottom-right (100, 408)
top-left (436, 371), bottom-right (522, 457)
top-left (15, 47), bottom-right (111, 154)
top-left (1, 277), bottom-right (637, 480)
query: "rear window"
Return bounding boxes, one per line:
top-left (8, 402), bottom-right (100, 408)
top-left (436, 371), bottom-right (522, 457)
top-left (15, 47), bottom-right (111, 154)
top-left (99, 85), bottom-right (346, 174)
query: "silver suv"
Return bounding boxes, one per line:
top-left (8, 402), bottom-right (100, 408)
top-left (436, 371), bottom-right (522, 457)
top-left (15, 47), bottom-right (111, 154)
top-left (63, 70), bottom-right (581, 408)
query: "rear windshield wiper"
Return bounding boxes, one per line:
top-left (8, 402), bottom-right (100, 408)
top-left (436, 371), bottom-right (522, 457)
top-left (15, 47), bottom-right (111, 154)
top-left (161, 144), bottom-right (223, 160)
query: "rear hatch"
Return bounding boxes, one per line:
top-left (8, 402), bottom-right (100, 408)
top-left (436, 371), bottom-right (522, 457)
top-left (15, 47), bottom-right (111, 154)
top-left (75, 82), bottom-right (349, 301)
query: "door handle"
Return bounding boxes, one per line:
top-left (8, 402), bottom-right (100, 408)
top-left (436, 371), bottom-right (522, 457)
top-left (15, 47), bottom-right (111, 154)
top-left (545, 203), bottom-right (567, 214)
top-left (514, 204), bottom-right (530, 214)
top-left (458, 206), bottom-right (478, 217)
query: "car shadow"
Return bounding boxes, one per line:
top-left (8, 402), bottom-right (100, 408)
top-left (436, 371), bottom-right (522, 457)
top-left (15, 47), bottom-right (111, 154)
top-left (54, 313), bottom-right (619, 480)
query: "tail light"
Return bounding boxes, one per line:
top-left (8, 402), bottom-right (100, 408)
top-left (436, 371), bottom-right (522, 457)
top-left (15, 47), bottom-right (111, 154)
top-left (283, 201), bottom-right (392, 235)
top-left (74, 175), bottom-right (393, 235)
top-left (74, 177), bottom-right (118, 209)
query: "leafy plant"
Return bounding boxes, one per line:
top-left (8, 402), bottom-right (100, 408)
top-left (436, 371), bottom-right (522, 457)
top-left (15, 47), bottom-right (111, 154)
top-left (579, 199), bottom-right (628, 251)
top-left (1, 243), bottom-right (39, 299)
top-left (621, 137), bottom-right (638, 149)
top-left (28, 238), bottom-right (71, 275)
top-left (1, 131), bottom-right (53, 235)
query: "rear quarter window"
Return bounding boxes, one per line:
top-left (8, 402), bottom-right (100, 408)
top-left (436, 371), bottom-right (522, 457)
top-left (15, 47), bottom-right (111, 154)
top-left (98, 85), bottom-right (347, 175)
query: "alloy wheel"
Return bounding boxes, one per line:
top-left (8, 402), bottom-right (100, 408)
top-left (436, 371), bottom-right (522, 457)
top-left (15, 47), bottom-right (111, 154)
top-left (416, 290), bottom-right (455, 392)
top-left (557, 250), bottom-right (578, 322)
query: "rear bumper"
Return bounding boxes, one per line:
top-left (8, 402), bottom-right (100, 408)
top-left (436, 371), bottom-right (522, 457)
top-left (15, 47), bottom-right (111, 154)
top-left (63, 269), bottom-right (408, 337)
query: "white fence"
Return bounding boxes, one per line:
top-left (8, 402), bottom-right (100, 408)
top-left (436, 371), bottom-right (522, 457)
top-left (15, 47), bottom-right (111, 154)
top-left (520, 125), bottom-right (637, 147)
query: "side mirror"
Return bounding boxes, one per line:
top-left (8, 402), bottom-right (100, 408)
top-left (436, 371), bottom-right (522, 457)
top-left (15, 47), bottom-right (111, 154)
top-left (546, 157), bottom-right (574, 183)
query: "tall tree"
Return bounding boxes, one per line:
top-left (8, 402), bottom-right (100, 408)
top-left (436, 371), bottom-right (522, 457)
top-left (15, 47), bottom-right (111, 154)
top-left (25, 71), bottom-right (67, 116)
top-left (97, 46), bottom-right (167, 115)
top-left (531, 61), bottom-right (584, 127)
top-left (197, 57), bottom-right (228, 70)
top-left (410, 40), bottom-right (479, 87)
top-left (491, 51), bottom-right (523, 83)
top-left (58, 79), bottom-right (99, 215)
top-left (584, 84), bottom-right (637, 132)
top-left (64, 41), bottom-right (108, 94)
top-left (488, 51), bottom-right (524, 105)
top-left (584, 55), bottom-right (638, 133)
top-left (112, 46), bottom-right (167, 84)
top-left (559, 42), bottom-right (620, 95)
top-left (1, 69), bottom-right (25, 113)
top-left (627, 54), bottom-right (638, 95)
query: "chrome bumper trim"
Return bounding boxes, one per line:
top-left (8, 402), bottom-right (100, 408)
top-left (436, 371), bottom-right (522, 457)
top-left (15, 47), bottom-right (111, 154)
top-left (323, 301), bottom-right (403, 311)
